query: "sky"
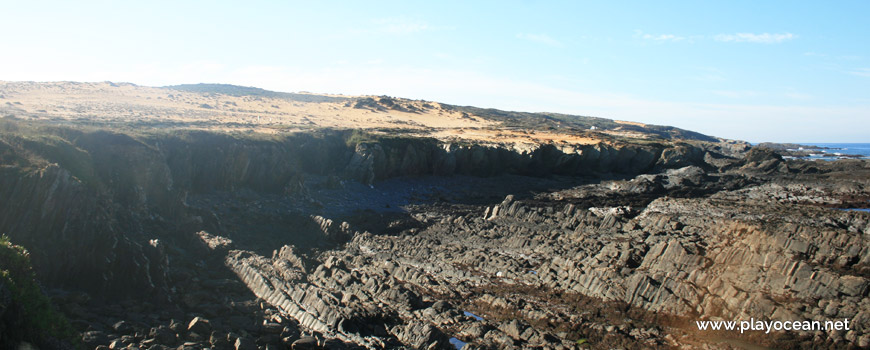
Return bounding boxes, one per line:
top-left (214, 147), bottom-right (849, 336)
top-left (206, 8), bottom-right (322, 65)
top-left (1, 1), bottom-right (868, 143)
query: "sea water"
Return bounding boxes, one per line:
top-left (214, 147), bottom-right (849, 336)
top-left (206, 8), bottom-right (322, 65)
top-left (802, 143), bottom-right (870, 159)
top-left (449, 337), bottom-right (467, 349)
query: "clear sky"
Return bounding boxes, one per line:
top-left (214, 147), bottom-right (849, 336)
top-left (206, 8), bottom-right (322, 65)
top-left (1, 1), bottom-right (868, 142)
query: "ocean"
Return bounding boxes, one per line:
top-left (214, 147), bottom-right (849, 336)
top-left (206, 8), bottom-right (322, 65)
top-left (803, 143), bottom-right (870, 158)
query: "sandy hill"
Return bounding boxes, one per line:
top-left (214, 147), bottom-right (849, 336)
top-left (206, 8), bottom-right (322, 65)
top-left (0, 81), bottom-right (718, 146)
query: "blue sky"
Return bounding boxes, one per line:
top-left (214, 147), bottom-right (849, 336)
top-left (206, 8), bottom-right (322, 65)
top-left (1, 1), bottom-right (868, 142)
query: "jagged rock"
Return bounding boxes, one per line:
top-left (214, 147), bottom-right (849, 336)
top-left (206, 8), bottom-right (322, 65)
top-left (311, 216), bottom-right (353, 241)
top-left (500, 319), bottom-right (528, 340)
top-left (703, 151), bottom-right (736, 169)
top-left (733, 147), bottom-right (788, 173)
top-left (664, 166), bottom-right (707, 187)
top-left (391, 321), bottom-right (451, 349)
top-left (656, 144), bottom-right (704, 169)
top-left (274, 245), bottom-right (308, 272)
top-left (188, 316), bottom-right (211, 336)
top-left (345, 143), bottom-right (384, 185)
top-left (197, 231), bottom-right (234, 252)
top-left (431, 300), bottom-right (450, 313)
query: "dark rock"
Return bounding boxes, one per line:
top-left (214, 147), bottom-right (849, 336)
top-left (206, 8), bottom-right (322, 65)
top-left (262, 322), bottom-right (283, 334)
top-left (108, 339), bottom-right (127, 350)
top-left (112, 320), bottom-right (134, 335)
top-left (227, 315), bottom-right (258, 332)
top-left (322, 339), bottom-right (347, 350)
top-left (500, 319), bottom-right (528, 340)
top-left (208, 331), bottom-right (232, 350)
top-left (169, 319), bottom-right (185, 334)
top-left (150, 326), bottom-right (178, 346)
top-left (291, 337), bottom-right (318, 350)
top-left (180, 341), bottom-right (204, 350)
top-left (196, 231), bottom-right (234, 252)
top-left (187, 316), bottom-right (211, 336)
top-left (234, 337), bottom-right (257, 350)
top-left (257, 334), bottom-right (281, 345)
top-left (431, 300), bottom-right (450, 313)
top-left (82, 331), bottom-right (110, 347)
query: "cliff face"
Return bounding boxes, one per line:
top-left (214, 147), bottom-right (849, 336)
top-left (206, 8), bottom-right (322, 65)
top-left (0, 160), bottom-right (171, 299)
top-left (0, 127), bottom-right (716, 296)
top-left (342, 138), bottom-right (732, 184)
top-left (0, 123), bottom-right (735, 301)
top-left (344, 142), bottom-right (660, 183)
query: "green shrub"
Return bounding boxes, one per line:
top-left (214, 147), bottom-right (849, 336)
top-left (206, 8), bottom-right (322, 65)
top-left (0, 235), bottom-right (76, 347)
top-left (344, 129), bottom-right (378, 147)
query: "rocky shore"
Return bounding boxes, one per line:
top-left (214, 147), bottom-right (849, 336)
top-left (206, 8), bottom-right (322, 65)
top-left (0, 116), bottom-right (868, 349)
top-left (756, 143), bottom-right (867, 160)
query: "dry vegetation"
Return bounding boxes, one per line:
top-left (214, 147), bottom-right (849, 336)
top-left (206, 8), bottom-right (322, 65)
top-left (0, 81), bottom-right (701, 148)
